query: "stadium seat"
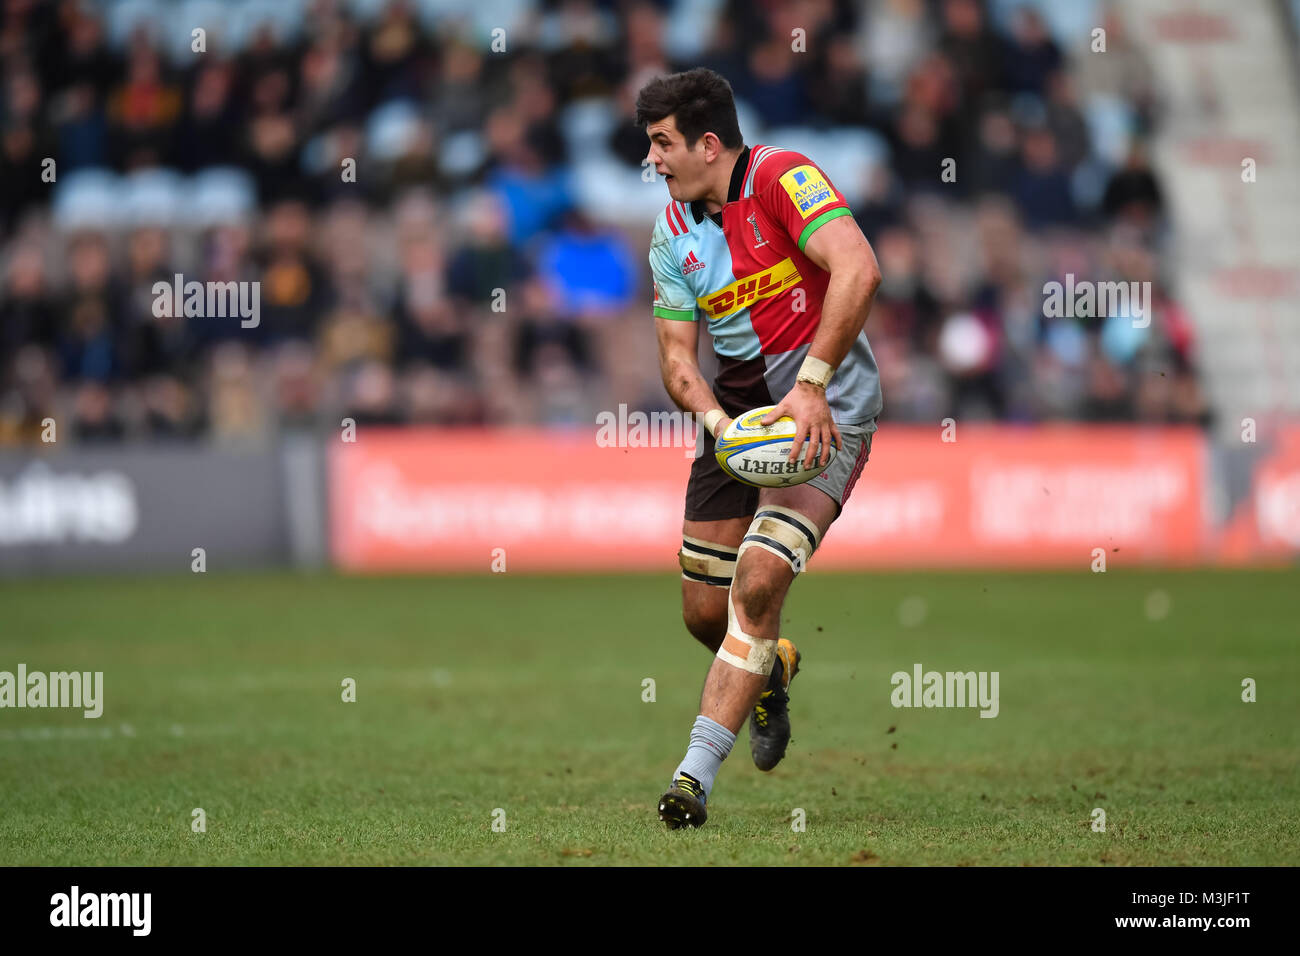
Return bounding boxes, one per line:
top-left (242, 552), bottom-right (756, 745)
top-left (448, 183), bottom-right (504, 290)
top-left (662, 0), bottom-right (724, 61)
top-left (438, 130), bottom-right (487, 180)
top-left (1082, 94), bottom-right (1136, 168)
top-left (416, 0), bottom-right (537, 39)
top-left (52, 168), bottom-right (122, 231)
top-left (343, 0), bottom-right (391, 25)
top-left (122, 168), bottom-right (186, 228)
top-left (168, 1), bottom-right (230, 63)
top-left (104, 0), bottom-right (166, 49)
top-left (187, 167), bottom-right (259, 228)
top-left (570, 158), bottom-right (664, 226)
top-left (558, 98), bottom-right (618, 162)
top-left (227, 0), bottom-right (307, 52)
top-left (817, 128), bottom-right (890, 208)
top-left (366, 101), bottom-right (425, 163)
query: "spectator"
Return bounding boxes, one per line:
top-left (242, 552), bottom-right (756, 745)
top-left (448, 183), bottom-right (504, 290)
top-left (56, 232), bottom-right (121, 383)
top-left (106, 33), bottom-right (181, 169)
top-left (256, 200), bottom-right (332, 344)
top-left (939, 0), bottom-right (1003, 111)
top-left (395, 235), bottom-right (464, 373)
top-left (1000, 5), bottom-right (1062, 95)
top-left (442, 188), bottom-right (522, 300)
top-left (0, 0), bottom-right (1203, 442)
top-left (1102, 140), bottom-right (1164, 228)
top-left (70, 380), bottom-right (124, 442)
top-left (1, 243), bottom-right (56, 356)
top-left (177, 59), bottom-right (241, 172)
top-left (1014, 125), bottom-right (1079, 229)
top-left (535, 210), bottom-right (636, 318)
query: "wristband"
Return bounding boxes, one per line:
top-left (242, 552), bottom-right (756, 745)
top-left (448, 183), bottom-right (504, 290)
top-left (796, 355), bottom-right (835, 389)
top-left (701, 408), bottom-right (726, 438)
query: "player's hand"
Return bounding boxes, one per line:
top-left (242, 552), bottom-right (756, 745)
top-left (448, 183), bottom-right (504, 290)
top-left (712, 416), bottom-right (733, 440)
top-left (763, 383), bottom-right (841, 469)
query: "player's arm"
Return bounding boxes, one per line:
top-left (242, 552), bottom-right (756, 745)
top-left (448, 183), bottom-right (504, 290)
top-left (752, 153), bottom-right (883, 467)
top-left (801, 214), bottom-right (882, 372)
top-left (656, 316), bottom-right (730, 438)
top-left (764, 217), bottom-right (878, 470)
top-left (769, 214), bottom-right (881, 467)
top-left (649, 222), bottom-right (729, 439)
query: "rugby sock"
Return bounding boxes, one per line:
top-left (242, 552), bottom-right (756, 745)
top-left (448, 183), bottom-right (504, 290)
top-left (673, 714), bottom-right (736, 800)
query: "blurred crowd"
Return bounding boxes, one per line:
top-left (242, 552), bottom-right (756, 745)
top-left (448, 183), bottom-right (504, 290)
top-left (0, 0), bottom-right (1212, 446)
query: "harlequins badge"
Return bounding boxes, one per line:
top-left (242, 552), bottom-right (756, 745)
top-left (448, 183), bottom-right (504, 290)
top-left (748, 213), bottom-right (768, 248)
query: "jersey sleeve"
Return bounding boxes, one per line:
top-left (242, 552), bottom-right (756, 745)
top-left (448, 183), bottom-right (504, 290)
top-left (648, 216), bottom-right (697, 321)
top-left (754, 153), bottom-right (854, 254)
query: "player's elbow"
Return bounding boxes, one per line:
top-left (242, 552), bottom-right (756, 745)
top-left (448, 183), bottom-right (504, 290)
top-left (856, 244), bottom-right (883, 292)
top-left (835, 256), bottom-right (880, 299)
top-left (659, 352), bottom-right (695, 391)
top-left (863, 260), bottom-right (882, 297)
top-left (658, 339), bottom-right (691, 372)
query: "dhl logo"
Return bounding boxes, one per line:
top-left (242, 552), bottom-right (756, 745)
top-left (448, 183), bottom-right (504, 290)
top-left (696, 258), bottom-right (802, 320)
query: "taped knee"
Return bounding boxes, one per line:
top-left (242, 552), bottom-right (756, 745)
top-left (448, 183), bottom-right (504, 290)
top-left (715, 593), bottom-right (779, 676)
top-left (679, 535), bottom-right (738, 587)
top-left (736, 505), bottom-right (822, 574)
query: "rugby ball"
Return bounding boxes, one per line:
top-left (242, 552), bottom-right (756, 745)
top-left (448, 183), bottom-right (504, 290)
top-left (714, 405), bottom-right (838, 488)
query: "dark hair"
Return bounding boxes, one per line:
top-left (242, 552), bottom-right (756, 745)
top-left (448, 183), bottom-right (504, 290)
top-left (635, 68), bottom-right (743, 150)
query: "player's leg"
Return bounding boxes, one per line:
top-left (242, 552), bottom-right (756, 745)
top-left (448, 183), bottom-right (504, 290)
top-left (680, 515), bottom-right (803, 767)
top-left (678, 422), bottom-right (801, 757)
top-left (697, 482), bottom-right (838, 734)
top-left (746, 422), bottom-right (874, 769)
top-left (658, 422), bottom-right (758, 829)
top-left (659, 423), bottom-right (875, 828)
top-left (679, 517), bottom-right (749, 654)
top-left (677, 420), bottom-right (758, 652)
top-left (659, 483), bottom-right (835, 828)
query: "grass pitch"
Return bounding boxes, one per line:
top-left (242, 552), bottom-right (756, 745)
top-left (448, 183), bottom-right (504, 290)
top-left (1, 569), bottom-right (1297, 866)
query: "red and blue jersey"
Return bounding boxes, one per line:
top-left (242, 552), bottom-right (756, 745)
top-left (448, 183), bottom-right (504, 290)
top-left (650, 144), bottom-right (882, 425)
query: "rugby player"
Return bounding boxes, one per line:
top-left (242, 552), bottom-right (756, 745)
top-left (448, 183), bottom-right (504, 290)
top-left (637, 68), bottom-right (884, 829)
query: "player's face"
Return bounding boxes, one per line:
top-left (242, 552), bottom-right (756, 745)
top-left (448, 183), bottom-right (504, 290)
top-left (645, 117), bottom-right (707, 201)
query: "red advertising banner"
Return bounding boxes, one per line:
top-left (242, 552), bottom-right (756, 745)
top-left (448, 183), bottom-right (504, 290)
top-left (1216, 425), bottom-right (1300, 562)
top-left (330, 428), bottom-right (690, 571)
top-left (329, 425), bottom-right (1212, 571)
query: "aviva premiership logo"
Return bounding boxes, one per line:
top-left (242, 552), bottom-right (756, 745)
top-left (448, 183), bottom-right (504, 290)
top-left (697, 258), bottom-right (801, 320)
top-left (780, 164), bottom-right (834, 219)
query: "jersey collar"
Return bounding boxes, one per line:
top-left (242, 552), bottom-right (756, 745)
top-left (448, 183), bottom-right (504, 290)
top-left (690, 144), bottom-right (751, 224)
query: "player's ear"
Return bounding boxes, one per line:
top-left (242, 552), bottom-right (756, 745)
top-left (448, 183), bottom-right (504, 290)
top-left (702, 132), bottom-right (721, 161)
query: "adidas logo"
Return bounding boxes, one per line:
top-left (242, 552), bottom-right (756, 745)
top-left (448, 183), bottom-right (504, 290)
top-left (682, 251), bottom-right (706, 275)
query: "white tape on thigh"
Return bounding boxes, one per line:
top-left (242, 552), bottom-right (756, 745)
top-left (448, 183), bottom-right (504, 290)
top-left (716, 591), bottom-right (778, 675)
top-left (679, 535), bottom-right (738, 586)
top-left (736, 505), bottom-right (822, 574)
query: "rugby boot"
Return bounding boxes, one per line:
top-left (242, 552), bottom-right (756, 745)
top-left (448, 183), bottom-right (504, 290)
top-left (658, 772), bottom-right (708, 830)
top-left (749, 638), bottom-right (801, 771)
